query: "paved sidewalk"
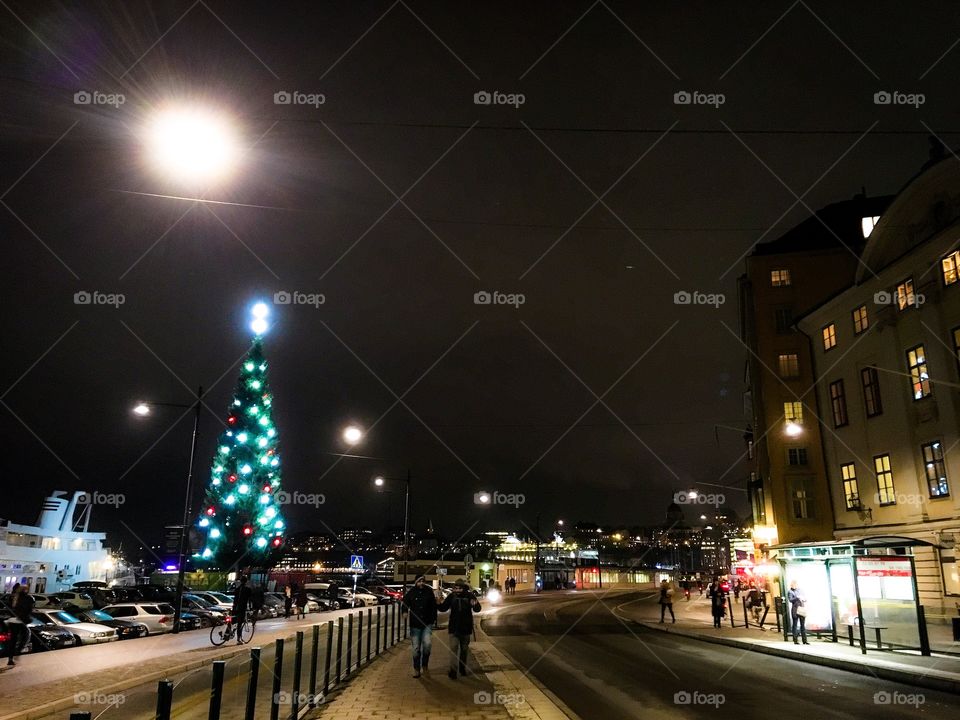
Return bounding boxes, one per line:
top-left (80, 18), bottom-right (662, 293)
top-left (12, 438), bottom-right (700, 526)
top-left (615, 592), bottom-right (960, 695)
top-left (312, 628), bottom-right (574, 720)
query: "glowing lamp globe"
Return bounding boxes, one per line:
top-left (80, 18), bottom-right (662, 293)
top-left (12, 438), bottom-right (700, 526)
top-left (145, 106), bottom-right (239, 186)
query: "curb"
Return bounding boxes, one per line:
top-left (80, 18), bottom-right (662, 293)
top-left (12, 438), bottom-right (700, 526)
top-left (632, 619), bottom-right (960, 696)
top-left (475, 627), bottom-right (578, 720)
top-left (0, 632), bottom-right (293, 720)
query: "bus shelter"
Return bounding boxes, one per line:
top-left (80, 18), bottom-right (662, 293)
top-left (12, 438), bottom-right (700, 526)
top-left (769, 536), bottom-right (935, 655)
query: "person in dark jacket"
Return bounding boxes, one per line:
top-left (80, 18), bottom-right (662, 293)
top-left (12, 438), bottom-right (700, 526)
top-left (787, 580), bottom-right (809, 645)
top-left (402, 575), bottom-right (438, 677)
top-left (437, 579), bottom-right (481, 679)
top-left (232, 576), bottom-right (252, 642)
top-left (5, 583), bottom-right (34, 666)
top-left (283, 584), bottom-right (294, 619)
top-left (709, 580), bottom-right (726, 629)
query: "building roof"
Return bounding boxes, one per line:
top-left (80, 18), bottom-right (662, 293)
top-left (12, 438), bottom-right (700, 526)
top-left (752, 194), bottom-right (894, 258)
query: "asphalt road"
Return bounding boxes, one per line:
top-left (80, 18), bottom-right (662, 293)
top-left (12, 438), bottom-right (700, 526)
top-left (482, 590), bottom-right (957, 720)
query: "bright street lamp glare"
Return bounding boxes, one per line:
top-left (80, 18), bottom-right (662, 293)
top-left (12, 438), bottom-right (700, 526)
top-left (687, 490), bottom-right (698, 499)
top-left (784, 422), bottom-right (803, 437)
top-left (133, 403), bottom-right (151, 416)
top-left (250, 317), bottom-right (269, 336)
top-left (343, 426), bottom-right (363, 445)
top-left (146, 107), bottom-right (238, 185)
top-left (251, 302), bottom-right (269, 319)
top-left (477, 492), bottom-right (491, 504)
top-left (374, 477), bottom-right (385, 487)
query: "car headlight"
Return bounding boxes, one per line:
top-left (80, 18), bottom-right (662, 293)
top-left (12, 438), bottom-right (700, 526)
top-left (487, 589), bottom-right (501, 602)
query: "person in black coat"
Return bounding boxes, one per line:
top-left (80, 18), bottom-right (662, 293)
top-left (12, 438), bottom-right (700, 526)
top-left (437, 579), bottom-right (481, 679)
top-left (402, 575), bottom-right (438, 677)
top-left (5, 584), bottom-right (34, 666)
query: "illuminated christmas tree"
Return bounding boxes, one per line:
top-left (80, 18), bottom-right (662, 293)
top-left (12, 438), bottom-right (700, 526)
top-left (196, 303), bottom-right (285, 564)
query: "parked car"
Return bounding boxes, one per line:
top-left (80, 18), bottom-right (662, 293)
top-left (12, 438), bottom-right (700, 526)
top-left (190, 591), bottom-right (234, 612)
top-left (30, 594), bottom-right (63, 609)
top-left (100, 603), bottom-right (177, 634)
top-left (181, 595), bottom-right (227, 627)
top-left (177, 611), bottom-right (203, 631)
top-left (31, 610), bottom-right (119, 645)
top-left (74, 609), bottom-right (148, 639)
top-left (52, 591), bottom-right (94, 610)
top-left (356, 587), bottom-right (391, 605)
top-left (336, 589), bottom-right (365, 608)
top-left (25, 616), bottom-right (79, 651)
top-left (306, 593), bottom-right (339, 612)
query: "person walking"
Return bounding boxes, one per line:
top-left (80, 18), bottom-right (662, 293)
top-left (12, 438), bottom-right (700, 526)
top-left (788, 580), bottom-right (809, 645)
top-left (283, 584), bottom-right (293, 619)
top-left (232, 576), bottom-right (252, 644)
top-left (5, 583), bottom-right (33, 666)
top-left (438, 579), bottom-right (481, 679)
top-left (402, 575), bottom-right (438, 678)
top-left (658, 579), bottom-right (675, 623)
top-left (709, 580), bottom-right (726, 628)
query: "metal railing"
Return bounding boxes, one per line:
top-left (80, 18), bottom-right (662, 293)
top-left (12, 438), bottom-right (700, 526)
top-left (67, 601), bottom-right (409, 720)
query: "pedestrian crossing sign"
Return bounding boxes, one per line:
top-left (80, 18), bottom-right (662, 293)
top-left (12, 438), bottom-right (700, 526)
top-left (350, 555), bottom-right (364, 571)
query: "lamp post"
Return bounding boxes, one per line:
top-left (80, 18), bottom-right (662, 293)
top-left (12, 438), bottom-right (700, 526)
top-left (335, 426), bottom-right (414, 589)
top-left (375, 473), bottom-right (412, 589)
top-left (133, 387), bottom-right (203, 633)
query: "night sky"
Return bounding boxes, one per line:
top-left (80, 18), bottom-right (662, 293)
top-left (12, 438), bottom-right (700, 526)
top-left (2, 1), bottom-right (959, 549)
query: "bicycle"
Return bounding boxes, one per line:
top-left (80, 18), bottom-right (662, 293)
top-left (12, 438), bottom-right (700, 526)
top-left (210, 614), bottom-right (256, 646)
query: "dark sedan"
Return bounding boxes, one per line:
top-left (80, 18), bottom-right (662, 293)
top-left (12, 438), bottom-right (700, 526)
top-left (26, 617), bottom-right (78, 652)
top-left (75, 609), bottom-right (149, 639)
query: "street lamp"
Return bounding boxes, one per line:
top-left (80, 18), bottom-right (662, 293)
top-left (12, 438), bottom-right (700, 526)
top-left (132, 389), bottom-right (203, 633)
top-left (343, 425), bottom-right (363, 445)
top-left (335, 426), bottom-right (413, 588)
top-left (144, 104), bottom-right (240, 187)
top-left (372, 473), bottom-right (412, 588)
top-left (784, 422), bottom-right (803, 437)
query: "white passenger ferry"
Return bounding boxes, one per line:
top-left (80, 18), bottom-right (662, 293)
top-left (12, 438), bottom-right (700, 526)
top-left (0, 491), bottom-right (112, 594)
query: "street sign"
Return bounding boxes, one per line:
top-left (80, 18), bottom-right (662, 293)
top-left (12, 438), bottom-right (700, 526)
top-left (350, 555), bottom-right (364, 571)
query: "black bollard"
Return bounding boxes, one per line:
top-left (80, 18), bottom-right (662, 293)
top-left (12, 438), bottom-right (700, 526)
top-left (155, 679), bottom-right (174, 720)
top-left (208, 660), bottom-right (225, 720)
top-left (245, 647), bottom-right (261, 720)
top-left (323, 621), bottom-right (333, 696)
top-left (346, 613), bottom-right (353, 676)
top-left (270, 638), bottom-right (284, 720)
top-left (335, 617), bottom-right (343, 684)
top-left (309, 625), bottom-right (320, 699)
top-left (376, 606), bottom-right (382, 655)
top-left (357, 610), bottom-right (364, 667)
top-left (366, 609), bottom-right (372, 662)
top-left (292, 631), bottom-right (304, 718)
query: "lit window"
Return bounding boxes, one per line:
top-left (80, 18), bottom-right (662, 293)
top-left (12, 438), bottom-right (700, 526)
top-left (791, 478), bottom-right (812, 519)
top-left (896, 278), bottom-right (917, 311)
top-left (841, 463), bottom-right (860, 510)
top-left (829, 379), bottom-right (848, 428)
top-left (921, 441), bottom-right (950, 498)
top-left (770, 269), bottom-right (791, 287)
top-left (861, 366), bottom-right (883, 417)
top-left (783, 401), bottom-right (803, 425)
top-left (861, 216), bottom-right (880, 238)
top-left (777, 353), bottom-right (799, 378)
top-left (942, 250), bottom-right (960, 286)
top-left (822, 323), bottom-right (837, 351)
top-left (906, 345), bottom-right (931, 399)
top-left (852, 305), bottom-right (868, 334)
top-left (874, 454), bottom-right (896, 505)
